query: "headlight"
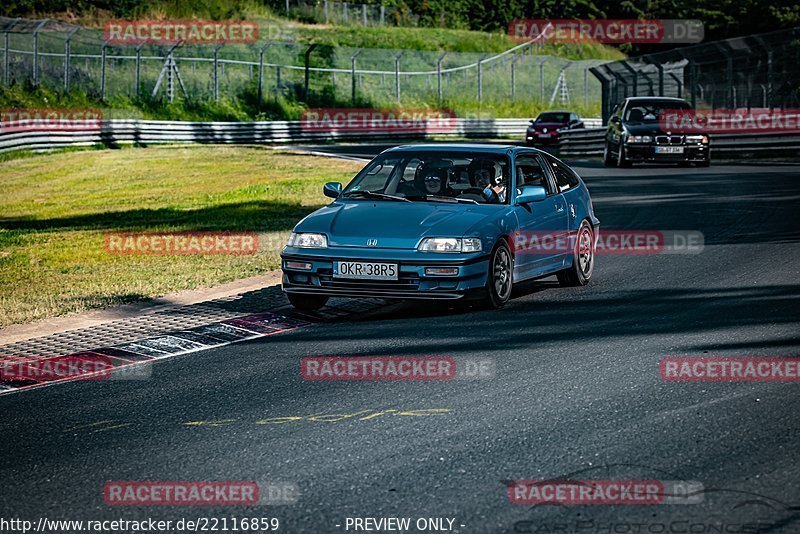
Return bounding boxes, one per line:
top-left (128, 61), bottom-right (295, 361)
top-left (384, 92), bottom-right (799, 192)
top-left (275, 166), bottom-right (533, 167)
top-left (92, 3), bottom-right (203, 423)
top-left (418, 237), bottom-right (482, 253)
top-left (626, 135), bottom-right (652, 144)
top-left (686, 135), bottom-right (709, 144)
top-left (286, 232), bottom-right (328, 248)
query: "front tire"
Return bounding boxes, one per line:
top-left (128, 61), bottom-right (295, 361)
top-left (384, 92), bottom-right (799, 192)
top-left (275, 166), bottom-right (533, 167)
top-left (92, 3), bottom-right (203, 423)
top-left (617, 142), bottom-right (632, 167)
top-left (603, 142), bottom-right (616, 167)
top-left (287, 293), bottom-right (329, 311)
top-left (484, 241), bottom-right (513, 309)
top-left (557, 221), bottom-right (595, 287)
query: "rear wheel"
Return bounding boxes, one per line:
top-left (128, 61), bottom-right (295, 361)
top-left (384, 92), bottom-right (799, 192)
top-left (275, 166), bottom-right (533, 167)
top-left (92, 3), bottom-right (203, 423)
top-left (484, 241), bottom-right (513, 309)
top-left (287, 293), bottom-right (329, 311)
top-left (557, 221), bottom-right (595, 287)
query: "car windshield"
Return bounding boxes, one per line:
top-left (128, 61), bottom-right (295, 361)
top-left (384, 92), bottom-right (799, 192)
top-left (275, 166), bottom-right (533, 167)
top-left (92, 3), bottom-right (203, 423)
top-left (536, 112), bottom-right (569, 123)
top-left (624, 101), bottom-right (691, 123)
top-left (341, 151), bottom-right (511, 205)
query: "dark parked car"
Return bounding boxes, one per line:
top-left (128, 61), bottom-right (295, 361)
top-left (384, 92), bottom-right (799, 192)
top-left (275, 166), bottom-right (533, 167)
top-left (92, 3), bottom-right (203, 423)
top-left (526, 111), bottom-right (584, 146)
top-left (604, 97), bottom-right (710, 167)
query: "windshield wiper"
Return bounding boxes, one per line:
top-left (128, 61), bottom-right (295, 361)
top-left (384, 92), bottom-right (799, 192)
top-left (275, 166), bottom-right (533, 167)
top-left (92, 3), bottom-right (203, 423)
top-left (342, 190), bottom-right (411, 202)
top-left (417, 195), bottom-right (480, 205)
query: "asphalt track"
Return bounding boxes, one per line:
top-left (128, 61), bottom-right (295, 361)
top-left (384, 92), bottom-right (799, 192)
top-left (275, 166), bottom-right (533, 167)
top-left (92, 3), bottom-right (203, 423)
top-left (2, 150), bottom-right (800, 533)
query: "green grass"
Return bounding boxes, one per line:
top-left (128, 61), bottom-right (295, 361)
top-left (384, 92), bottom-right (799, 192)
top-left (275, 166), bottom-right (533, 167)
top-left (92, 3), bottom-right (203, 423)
top-left (0, 145), bottom-right (363, 327)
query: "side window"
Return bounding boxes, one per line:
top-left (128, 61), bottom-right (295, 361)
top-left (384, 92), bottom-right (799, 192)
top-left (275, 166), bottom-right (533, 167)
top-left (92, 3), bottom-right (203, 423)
top-left (515, 155), bottom-right (551, 194)
top-left (546, 157), bottom-right (581, 192)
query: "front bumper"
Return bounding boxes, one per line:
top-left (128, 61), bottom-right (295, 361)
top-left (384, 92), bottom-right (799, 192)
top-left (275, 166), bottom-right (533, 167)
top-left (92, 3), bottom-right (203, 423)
top-left (281, 246), bottom-right (490, 300)
top-left (624, 143), bottom-right (710, 163)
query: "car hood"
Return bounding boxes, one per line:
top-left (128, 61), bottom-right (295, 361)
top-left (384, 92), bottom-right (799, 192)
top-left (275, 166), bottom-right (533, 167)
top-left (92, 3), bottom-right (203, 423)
top-left (295, 200), bottom-right (501, 249)
top-left (530, 122), bottom-right (567, 130)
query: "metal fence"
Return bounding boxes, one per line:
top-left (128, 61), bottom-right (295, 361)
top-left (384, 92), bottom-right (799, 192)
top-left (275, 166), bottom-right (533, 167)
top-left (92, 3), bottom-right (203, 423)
top-left (286, 0), bottom-right (420, 27)
top-left (591, 27), bottom-right (800, 122)
top-left (0, 17), bottom-right (606, 116)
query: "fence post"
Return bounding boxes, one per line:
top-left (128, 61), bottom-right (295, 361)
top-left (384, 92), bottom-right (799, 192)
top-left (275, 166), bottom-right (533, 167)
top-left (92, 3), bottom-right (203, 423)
top-left (285, 0), bottom-right (290, 14)
top-left (343, 3), bottom-right (349, 24)
top-left (63, 26), bottom-right (78, 91)
top-left (134, 43), bottom-right (143, 98)
top-left (510, 55), bottom-right (517, 101)
top-left (3, 31), bottom-right (8, 86)
top-left (766, 51), bottom-right (773, 110)
top-left (100, 41), bottom-right (108, 101)
top-left (437, 52), bottom-right (446, 102)
top-left (276, 65), bottom-right (281, 94)
top-left (351, 48), bottom-right (361, 103)
top-left (380, 6), bottom-right (385, 26)
top-left (304, 43), bottom-right (318, 100)
top-left (258, 43), bottom-right (269, 102)
top-left (583, 66), bottom-right (588, 106)
top-left (33, 19), bottom-right (50, 87)
top-left (324, 1), bottom-right (329, 23)
top-left (477, 57), bottom-right (484, 103)
top-left (394, 51), bottom-right (402, 104)
top-left (362, 4), bottom-right (367, 26)
top-left (539, 59), bottom-right (545, 100)
top-left (213, 43), bottom-right (224, 102)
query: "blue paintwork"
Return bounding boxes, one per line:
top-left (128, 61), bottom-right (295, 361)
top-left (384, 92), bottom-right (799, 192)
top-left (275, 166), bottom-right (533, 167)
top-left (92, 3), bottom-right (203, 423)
top-left (281, 144), bottom-right (599, 300)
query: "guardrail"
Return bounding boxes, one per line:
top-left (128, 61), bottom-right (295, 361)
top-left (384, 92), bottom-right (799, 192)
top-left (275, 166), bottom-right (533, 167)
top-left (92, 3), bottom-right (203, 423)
top-left (0, 117), bottom-right (602, 155)
top-left (558, 127), bottom-right (800, 157)
top-left (2, 118), bottom-right (794, 158)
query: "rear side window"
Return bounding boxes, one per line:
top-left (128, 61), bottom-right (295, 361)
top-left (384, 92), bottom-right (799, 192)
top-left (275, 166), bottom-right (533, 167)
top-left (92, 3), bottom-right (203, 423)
top-left (546, 157), bottom-right (581, 192)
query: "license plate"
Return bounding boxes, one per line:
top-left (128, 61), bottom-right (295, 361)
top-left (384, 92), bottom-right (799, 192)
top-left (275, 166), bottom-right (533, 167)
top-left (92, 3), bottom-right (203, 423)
top-left (538, 133), bottom-right (552, 138)
top-left (334, 261), bottom-right (398, 280)
top-left (655, 146), bottom-right (684, 154)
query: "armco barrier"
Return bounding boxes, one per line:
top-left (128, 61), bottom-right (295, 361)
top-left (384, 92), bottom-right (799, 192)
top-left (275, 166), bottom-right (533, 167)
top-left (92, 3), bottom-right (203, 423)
top-left (1, 118), bottom-right (795, 158)
top-left (0, 117), bottom-right (601, 155)
top-left (557, 127), bottom-right (800, 158)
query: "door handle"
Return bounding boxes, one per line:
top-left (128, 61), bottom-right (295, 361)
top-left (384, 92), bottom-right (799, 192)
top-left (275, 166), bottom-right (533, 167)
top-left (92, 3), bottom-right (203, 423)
top-left (555, 205), bottom-right (565, 212)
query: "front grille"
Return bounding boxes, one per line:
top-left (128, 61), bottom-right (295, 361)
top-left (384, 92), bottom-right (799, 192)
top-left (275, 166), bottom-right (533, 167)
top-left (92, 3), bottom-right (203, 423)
top-left (318, 270), bottom-right (421, 291)
top-left (656, 135), bottom-right (684, 145)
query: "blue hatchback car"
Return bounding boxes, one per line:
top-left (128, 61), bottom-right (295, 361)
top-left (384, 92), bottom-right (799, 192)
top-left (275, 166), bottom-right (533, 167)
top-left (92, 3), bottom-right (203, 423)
top-left (281, 144), bottom-right (599, 311)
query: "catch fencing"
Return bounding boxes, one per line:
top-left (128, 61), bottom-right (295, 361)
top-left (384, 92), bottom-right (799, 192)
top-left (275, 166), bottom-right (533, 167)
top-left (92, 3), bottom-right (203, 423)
top-left (0, 17), bottom-right (605, 115)
top-left (591, 27), bottom-right (800, 123)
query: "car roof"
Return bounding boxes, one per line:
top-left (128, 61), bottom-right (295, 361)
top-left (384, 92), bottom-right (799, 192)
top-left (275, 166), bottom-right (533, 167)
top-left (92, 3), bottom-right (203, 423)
top-left (384, 143), bottom-right (543, 156)
top-left (538, 110), bottom-right (574, 114)
top-left (624, 96), bottom-right (689, 103)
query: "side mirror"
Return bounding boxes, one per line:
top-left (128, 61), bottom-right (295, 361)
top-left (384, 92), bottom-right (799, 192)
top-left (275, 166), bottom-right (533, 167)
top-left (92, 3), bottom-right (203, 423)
top-left (323, 182), bottom-right (342, 199)
top-left (609, 116), bottom-right (621, 125)
top-left (570, 119), bottom-right (579, 126)
top-left (516, 185), bottom-right (547, 205)
top-left (529, 119), bottom-right (536, 124)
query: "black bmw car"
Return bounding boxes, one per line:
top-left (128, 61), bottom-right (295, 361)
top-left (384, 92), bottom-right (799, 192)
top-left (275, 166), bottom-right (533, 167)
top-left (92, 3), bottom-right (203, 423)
top-left (603, 97), bottom-right (710, 167)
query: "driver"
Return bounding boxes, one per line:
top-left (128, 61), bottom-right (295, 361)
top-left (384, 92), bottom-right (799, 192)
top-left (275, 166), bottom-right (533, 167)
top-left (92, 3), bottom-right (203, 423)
top-left (470, 160), bottom-right (506, 203)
